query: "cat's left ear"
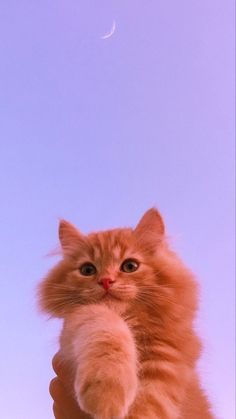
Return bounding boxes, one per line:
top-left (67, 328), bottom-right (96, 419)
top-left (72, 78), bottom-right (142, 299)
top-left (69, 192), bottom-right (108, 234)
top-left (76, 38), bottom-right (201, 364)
top-left (134, 208), bottom-right (165, 248)
top-left (59, 220), bottom-right (84, 257)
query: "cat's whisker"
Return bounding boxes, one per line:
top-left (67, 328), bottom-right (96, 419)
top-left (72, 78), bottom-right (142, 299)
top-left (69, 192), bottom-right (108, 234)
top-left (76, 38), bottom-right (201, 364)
top-left (134, 294), bottom-right (159, 309)
top-left (137, 291), bottom-right (177, 306)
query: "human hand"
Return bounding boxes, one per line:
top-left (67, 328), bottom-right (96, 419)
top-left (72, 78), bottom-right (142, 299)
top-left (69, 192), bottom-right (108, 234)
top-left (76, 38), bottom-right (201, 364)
top-left (49, 352), bottom-right (91, 419)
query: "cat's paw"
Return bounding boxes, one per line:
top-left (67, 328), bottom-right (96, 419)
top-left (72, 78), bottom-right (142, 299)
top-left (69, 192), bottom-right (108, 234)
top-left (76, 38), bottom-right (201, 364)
top-left (75, 377), bottom-right (133, 419)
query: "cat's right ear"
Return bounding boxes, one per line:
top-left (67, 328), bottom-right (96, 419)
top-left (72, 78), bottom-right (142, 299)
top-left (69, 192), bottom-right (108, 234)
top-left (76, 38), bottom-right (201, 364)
top-left (59, 220), bottom-right (84, 256)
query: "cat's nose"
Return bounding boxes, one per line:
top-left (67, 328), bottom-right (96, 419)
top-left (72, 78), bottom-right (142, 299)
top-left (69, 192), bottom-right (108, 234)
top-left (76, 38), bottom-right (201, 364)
top-left (98, 277), bottom-right (115, 291)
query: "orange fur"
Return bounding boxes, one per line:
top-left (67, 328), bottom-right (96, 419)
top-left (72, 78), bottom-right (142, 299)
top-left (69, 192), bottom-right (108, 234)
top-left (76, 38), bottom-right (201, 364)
top-left (61, 305), bottom-right (138, 419)
top-left (38, 208), bottom-right (213, 418)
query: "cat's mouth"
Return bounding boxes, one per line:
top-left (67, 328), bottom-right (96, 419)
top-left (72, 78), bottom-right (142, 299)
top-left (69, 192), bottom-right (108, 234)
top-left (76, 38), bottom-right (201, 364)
top-left (101, 290), bottom-right (121, 301)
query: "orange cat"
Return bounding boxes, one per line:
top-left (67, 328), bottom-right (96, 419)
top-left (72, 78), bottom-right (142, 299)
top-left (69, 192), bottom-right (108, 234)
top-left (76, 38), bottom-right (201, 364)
top-left (39, 208), bottom-right (213, 418)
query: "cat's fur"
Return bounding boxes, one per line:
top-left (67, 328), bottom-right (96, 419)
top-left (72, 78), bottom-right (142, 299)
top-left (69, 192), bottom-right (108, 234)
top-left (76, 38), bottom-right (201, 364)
top-left (39, 208), bottom-right (213, 418)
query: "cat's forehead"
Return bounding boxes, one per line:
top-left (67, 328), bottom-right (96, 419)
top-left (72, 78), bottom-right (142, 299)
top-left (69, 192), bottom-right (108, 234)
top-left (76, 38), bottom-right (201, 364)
top-left (86, 227), bottom-right (137, 261)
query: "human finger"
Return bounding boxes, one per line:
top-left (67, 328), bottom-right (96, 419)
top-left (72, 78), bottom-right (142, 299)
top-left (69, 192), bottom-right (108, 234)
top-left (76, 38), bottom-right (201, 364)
top-left (50, 376), bottom-right (90, 419)
top-left (52, 352), bottom-right (74, 388)
top-left (53, 402), bottom-right (66, 419)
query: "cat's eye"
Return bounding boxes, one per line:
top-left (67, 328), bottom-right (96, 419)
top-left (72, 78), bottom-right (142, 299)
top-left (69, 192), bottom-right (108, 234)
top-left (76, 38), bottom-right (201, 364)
top-left (79, 263), bottom-right (97, 276)
top-left (120, 259), bottom-right (139, 273)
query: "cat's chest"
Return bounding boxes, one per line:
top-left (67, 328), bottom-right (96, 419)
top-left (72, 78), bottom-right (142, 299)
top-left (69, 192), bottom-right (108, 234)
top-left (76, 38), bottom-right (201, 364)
top-left (124, 315), bottom-right (159, 363)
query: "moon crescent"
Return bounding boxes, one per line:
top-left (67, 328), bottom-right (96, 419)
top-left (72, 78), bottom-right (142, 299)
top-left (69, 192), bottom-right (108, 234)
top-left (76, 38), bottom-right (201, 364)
top-left (101, 20), bottom-right (116, 40)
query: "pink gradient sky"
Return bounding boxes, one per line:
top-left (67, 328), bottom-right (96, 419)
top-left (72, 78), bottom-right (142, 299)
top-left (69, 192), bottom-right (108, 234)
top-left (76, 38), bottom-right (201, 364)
top-left (0, 1), bottom-right (235, 418)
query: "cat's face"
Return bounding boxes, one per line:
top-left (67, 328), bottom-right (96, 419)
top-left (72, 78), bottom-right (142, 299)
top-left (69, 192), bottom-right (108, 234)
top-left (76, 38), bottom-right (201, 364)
top-left (39, 209), bottom-right (168, 316)
top-left (59, 228), bottom-right (157, 305)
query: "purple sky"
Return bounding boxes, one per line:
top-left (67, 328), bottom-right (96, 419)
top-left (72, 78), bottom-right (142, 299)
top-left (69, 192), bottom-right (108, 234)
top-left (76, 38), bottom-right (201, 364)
top-left (0, 1), bottom-right (235, 418)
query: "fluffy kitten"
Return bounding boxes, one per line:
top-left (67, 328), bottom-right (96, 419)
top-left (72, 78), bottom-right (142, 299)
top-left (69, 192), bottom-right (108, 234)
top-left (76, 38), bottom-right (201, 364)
top-left (39, 208), bottom-right (213, 418)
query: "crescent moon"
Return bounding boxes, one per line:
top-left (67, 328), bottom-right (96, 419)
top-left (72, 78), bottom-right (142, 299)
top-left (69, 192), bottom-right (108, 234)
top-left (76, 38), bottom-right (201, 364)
top-left (101, 20), bottom-right (116, 40)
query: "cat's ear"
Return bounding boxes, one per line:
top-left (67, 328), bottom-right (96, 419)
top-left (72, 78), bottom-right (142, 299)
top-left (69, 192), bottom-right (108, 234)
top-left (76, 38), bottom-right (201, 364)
top-left (134, 208), bottom-right (165, 249)
top-left (59, 219), bottom-right (84, 256)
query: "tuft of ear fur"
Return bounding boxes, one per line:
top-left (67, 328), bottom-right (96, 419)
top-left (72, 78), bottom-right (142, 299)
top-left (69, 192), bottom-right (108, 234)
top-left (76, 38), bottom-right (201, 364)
top-left (59, 219), bottom-right (84, 257)
top-left (134, 208), bottom-right (165, 251)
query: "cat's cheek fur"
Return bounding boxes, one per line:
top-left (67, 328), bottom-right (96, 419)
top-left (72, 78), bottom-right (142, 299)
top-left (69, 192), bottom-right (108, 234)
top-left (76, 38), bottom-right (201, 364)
top-left (60, 305), bottom-right (138, 419)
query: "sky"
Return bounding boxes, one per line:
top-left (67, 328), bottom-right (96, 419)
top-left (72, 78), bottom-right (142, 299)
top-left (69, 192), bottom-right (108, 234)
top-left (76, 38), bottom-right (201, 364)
top-left (0, 1), bottom-right (235, 418)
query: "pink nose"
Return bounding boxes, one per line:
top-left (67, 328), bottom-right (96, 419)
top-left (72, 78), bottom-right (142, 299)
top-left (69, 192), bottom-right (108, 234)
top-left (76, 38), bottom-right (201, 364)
top-left (98, 277), bottom-right (114, 291)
